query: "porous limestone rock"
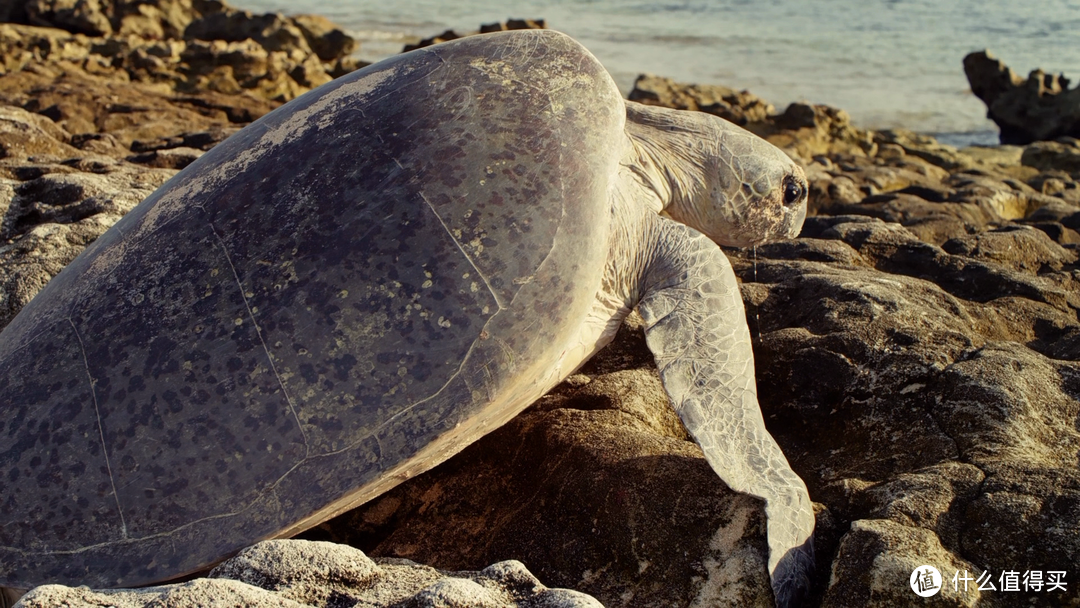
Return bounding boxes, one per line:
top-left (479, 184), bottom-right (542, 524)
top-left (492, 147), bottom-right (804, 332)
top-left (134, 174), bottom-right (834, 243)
top-left (13, 540), bottom-right (602, 608)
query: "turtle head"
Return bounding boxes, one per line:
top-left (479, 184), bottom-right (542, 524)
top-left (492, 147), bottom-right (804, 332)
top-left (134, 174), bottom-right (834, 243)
top-left (693, 126), bottom-right (808, 247)
top-left (625, 101), bottom-right (808, 247)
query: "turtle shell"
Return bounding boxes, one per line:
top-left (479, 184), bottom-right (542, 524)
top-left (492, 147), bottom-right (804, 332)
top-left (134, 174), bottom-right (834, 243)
top-left (0, 30), bottom-right (624, 588)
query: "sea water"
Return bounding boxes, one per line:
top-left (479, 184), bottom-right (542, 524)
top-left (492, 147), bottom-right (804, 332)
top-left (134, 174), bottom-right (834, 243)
top-left (243, 0), bottom-right (1080, 146)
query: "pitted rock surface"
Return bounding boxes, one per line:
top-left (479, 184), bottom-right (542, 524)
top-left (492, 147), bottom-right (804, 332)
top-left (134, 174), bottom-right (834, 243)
top-left (13, 539), bottom-right (602, 608)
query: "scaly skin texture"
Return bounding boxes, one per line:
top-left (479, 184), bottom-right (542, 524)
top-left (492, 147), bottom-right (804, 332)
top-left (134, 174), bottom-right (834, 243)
top-left (615, 100), bottom-right (813, 605)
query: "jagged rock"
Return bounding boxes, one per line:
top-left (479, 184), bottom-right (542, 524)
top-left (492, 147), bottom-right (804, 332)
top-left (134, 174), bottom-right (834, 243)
top-left (964, 49), bottom-right (1080, 145)
top-left (13, 540), bottom-right (602, 608)
top-left (0, 23), bottom-right (93, 75)
top-left (628, 73), bottom-right (774, 126)
top-left (764, 102), bottom-right (875, 158)
top-left (184, 8), bottom-right (311, 54)
top-left (625, 73), bottom-right (874, 158)
top-left (735, 216), bottom-right (1080, 603)
top-left (290, 13), bottom-right (356, 62)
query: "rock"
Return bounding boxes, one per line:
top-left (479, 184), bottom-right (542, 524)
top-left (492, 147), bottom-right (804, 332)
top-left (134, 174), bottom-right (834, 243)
top-left (626, 73), bottom-right (875, 158)
top-left (479, 18), bottom-right (546, 33)
top-left (0, 104), bottom-right (79, 159)
top-left (964, 49), bottom-right (1080, 145)
top-left (290, 13), bottom-right (357, 62)
top-left (1020, 137), bottom-right (1080, 174)
top-left (2, 2), bottom-right (346, 102)
top-left (24, 0), bottom-right (113, 36)
top-left (0, 154), bottom-right (175, 329)
top-left (305, 327), bottom-right (776, 608)
top-left (0, 47), bottom-right (279, 147)
top-left (13, 540), bottom-right (602, 608)
top-left (403, 19), bottom-right (545, 52)
top-left (628, 73), bottom-right (775, 126)
top-left (873, 129), bottom-right (974, 171)
top-left (735, 216), bottom-right (1080, 604)
top-left (823, 519), bottom-right (981, 607)
top-left (184, 8), bottom-right (311, 55)
top-left (125, 144), bottom-right (202, 168)
top-left (402, 28), bottom-right (464, 52)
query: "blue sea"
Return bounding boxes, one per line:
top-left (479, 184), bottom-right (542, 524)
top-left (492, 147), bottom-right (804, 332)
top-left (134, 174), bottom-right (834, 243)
top-left (244, 0), bottom-right (1080, 147)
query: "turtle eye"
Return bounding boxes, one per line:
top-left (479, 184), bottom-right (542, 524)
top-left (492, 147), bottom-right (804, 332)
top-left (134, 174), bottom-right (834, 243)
top-left (782, 176), bottom-right (805, 206)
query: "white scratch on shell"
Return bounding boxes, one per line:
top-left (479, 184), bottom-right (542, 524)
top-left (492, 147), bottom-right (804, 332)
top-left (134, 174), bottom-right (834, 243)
top-left (68, 317), bottom-right (128, 539)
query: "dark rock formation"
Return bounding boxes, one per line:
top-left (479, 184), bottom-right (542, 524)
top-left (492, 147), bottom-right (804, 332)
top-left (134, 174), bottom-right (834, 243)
top-left (964, 49), bottom-right (1080, 145)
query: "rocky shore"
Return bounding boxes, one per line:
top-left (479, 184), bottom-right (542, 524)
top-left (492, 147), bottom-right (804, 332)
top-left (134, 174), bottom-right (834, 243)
top-left (1, 2), bottom-right (1079, 607)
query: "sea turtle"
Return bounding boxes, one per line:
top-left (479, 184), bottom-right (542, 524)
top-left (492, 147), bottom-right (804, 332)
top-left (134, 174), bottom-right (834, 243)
top-left (0, 29), bottom-right (812, 605)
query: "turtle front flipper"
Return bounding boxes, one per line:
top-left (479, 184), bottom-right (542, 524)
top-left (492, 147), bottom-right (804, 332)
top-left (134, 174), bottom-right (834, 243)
top-left (636, 217), bottom-right (814, 607)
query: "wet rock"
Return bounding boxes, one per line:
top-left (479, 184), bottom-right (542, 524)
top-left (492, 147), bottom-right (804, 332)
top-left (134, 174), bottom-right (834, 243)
top-left (13, 540), bottom-right (602, 608)
top-left (964, 49), bottom-right (1080, 145)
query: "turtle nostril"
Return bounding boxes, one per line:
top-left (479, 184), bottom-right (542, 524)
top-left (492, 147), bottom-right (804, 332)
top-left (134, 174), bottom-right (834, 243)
top-left (782, 176), bottom-right (805, 207)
